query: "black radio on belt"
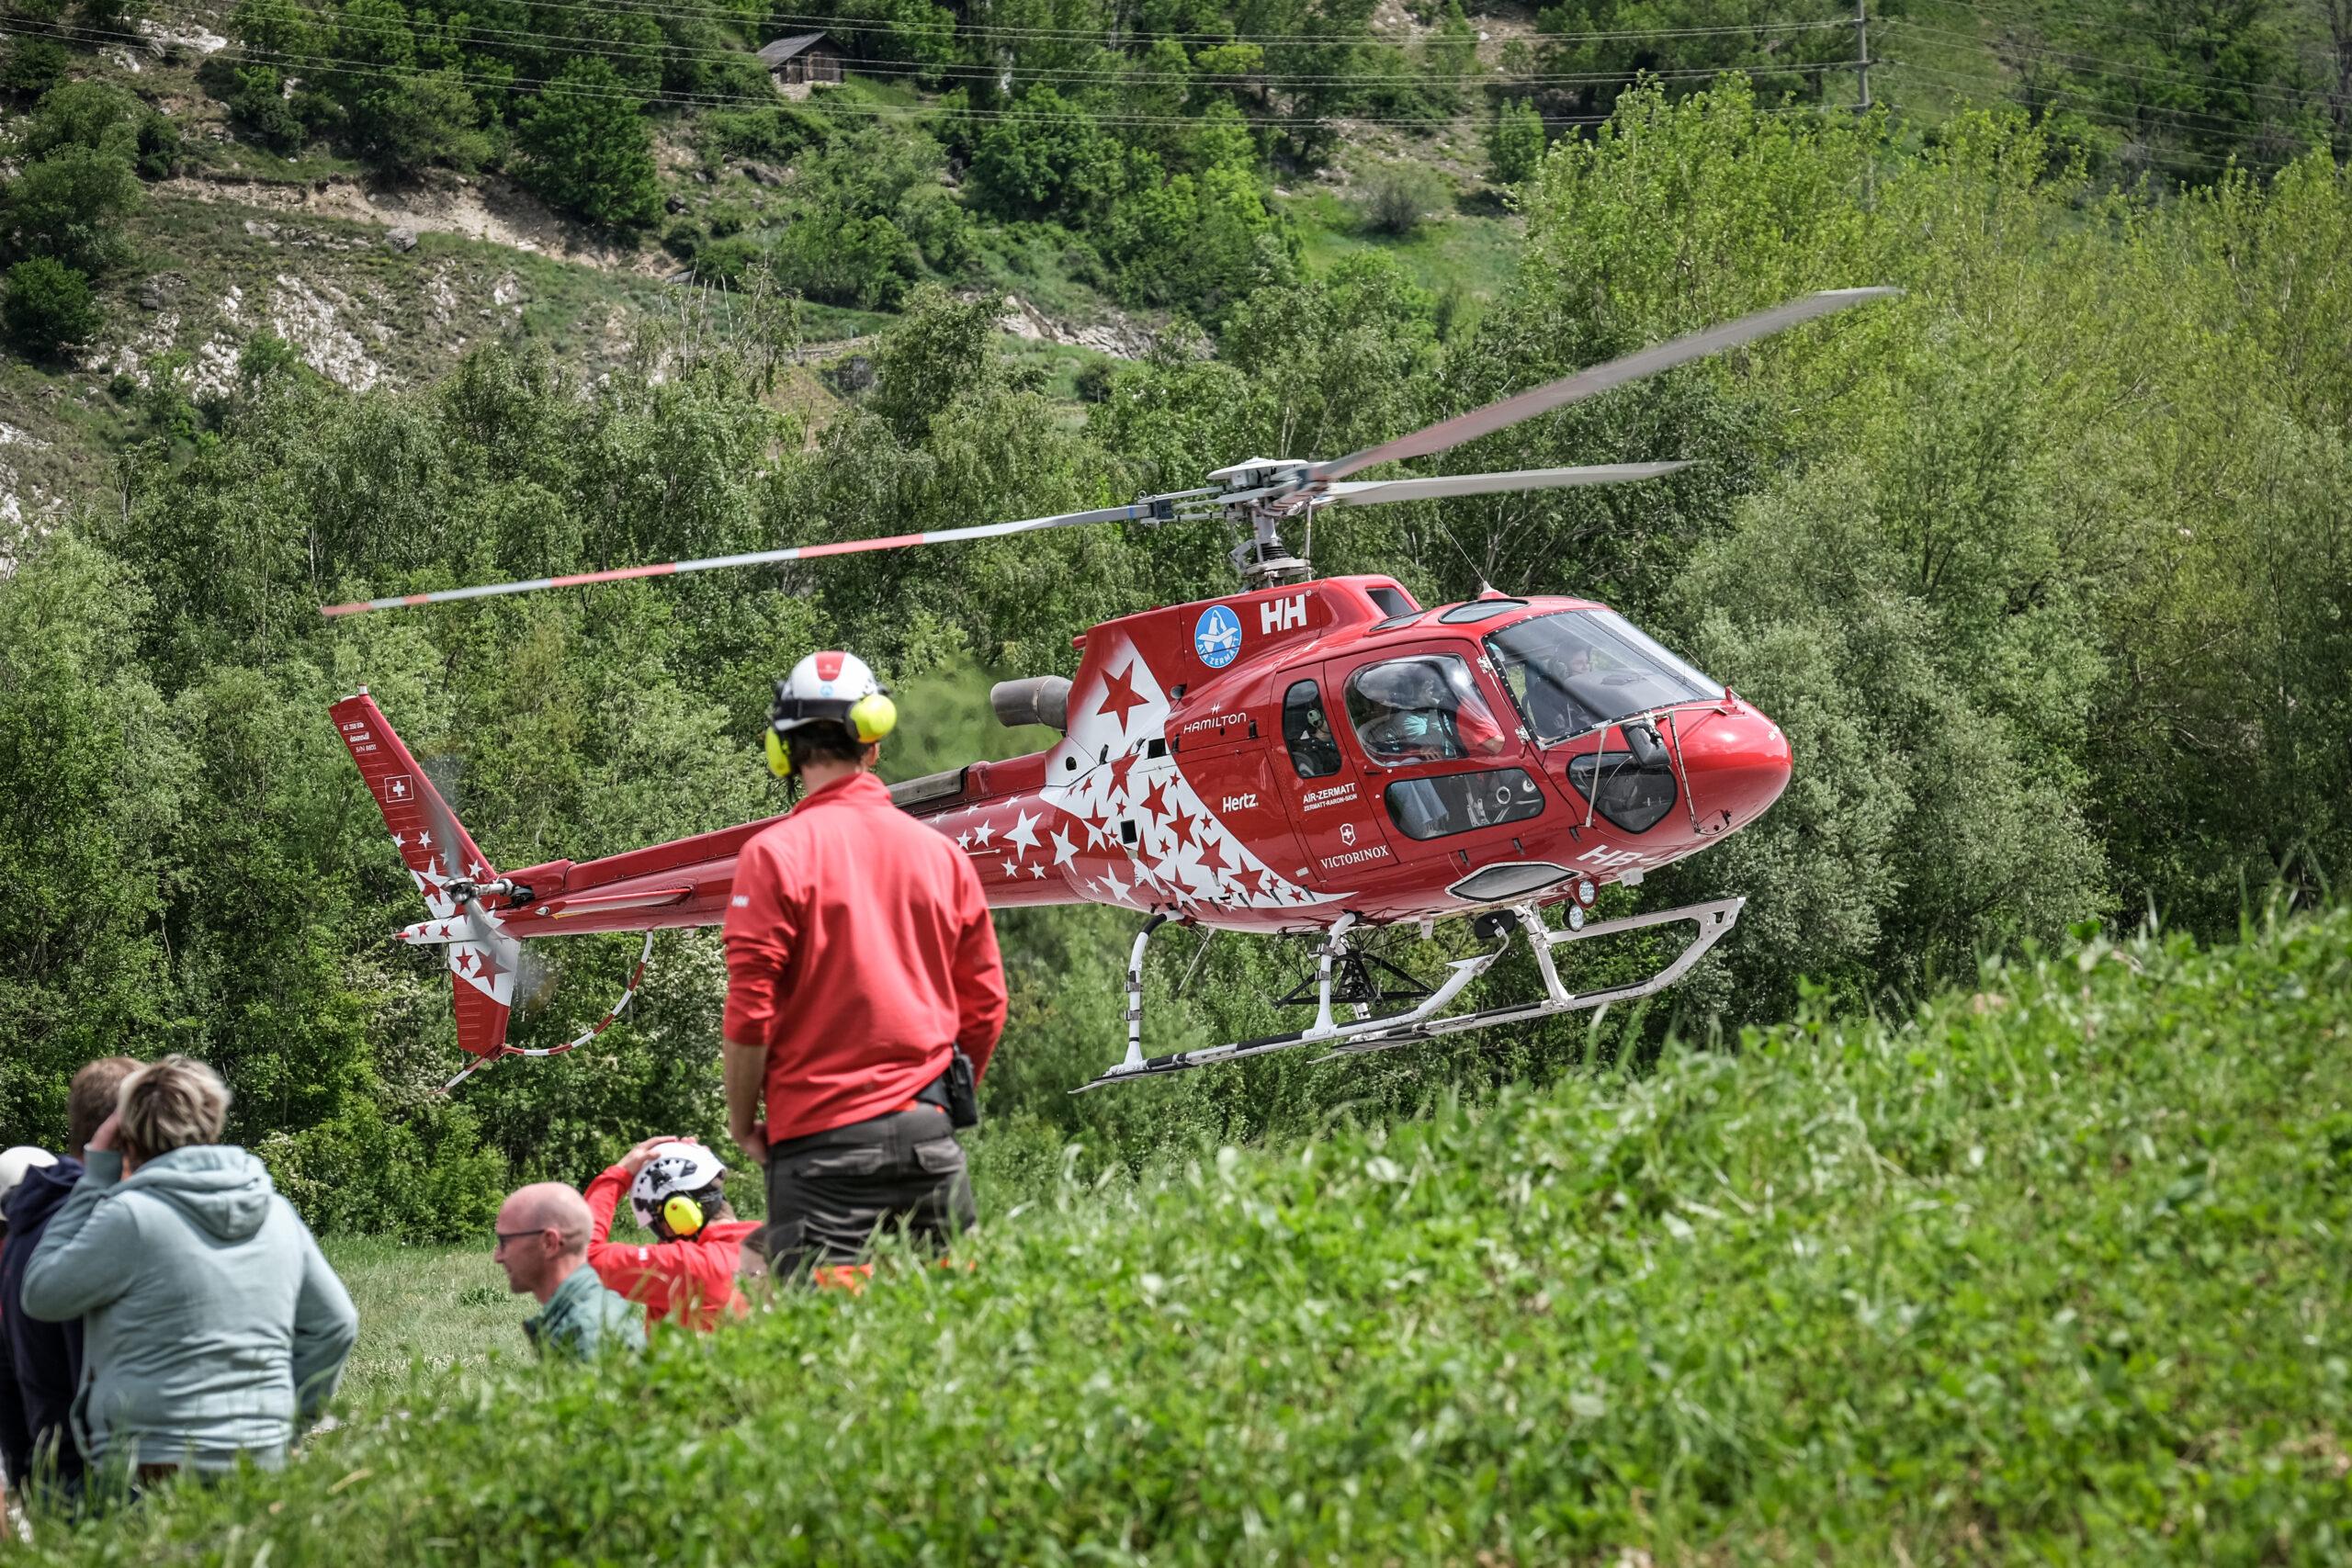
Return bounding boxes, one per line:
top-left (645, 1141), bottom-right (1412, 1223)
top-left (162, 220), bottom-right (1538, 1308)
top-left (918, 1047), bottom-right (980, 1128)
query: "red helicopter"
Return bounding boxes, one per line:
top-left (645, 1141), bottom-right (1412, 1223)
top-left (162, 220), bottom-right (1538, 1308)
top-left (322, 288), bottom-right (1896, 1090)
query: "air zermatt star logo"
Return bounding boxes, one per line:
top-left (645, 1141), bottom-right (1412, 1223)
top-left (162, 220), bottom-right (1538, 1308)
top-left (1097, 662), bottom-right (1148, 734)
top-left (1005, 809), bottom-right (1041, 855)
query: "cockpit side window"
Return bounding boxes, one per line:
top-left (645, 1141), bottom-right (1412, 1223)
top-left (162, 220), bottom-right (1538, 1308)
top-left (1342, 654), bottom-right (1508, 768)
top-left (1487, 610), bottom-right (1724, 744)
top-left (1281, 680), bottom-right (1342, 779)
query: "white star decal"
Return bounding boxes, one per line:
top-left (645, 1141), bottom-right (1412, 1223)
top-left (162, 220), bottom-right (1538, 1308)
top-left (1050, 828), bottom-right (1076, 867)
top-left (418, 830), bottom-right (434, 849)
top-left (1001, 858), bottom-right (1019, 879)
top-left (1005, 809), bottom-right (1040, 854)
top-left (391, 831), bottom-right (405, 848)
top-left (956, 830), bottom-right (971, 850)
top-left (1100, 869), bottom-right (1128, 903)
top-left (1028, 863), bottom-right (1046, 880)
top-left (972, 819), bottom-right (994, 849)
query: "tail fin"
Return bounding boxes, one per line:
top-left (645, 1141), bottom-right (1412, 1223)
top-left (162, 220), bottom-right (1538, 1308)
top-left (330, 691), bottom-right (514, 1066)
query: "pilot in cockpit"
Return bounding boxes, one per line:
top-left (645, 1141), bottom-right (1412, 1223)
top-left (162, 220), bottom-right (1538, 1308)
top-left (1355, 658), bottom-right (1509, 764)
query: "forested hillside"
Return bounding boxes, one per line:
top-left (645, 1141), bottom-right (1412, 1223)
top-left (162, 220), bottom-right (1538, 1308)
top-left (1, 59), bottom-right (2344, 1233)
top-left (3, 0), bottom-right (2351, 516)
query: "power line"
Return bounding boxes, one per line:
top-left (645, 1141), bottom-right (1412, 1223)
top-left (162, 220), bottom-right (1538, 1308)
top-left (1884, 15), bottom-right (2315, 111)
top-left (527, 3), bottom-right (1855, 49)
top-left (25, 15), bottom-right (1842, 130)
top-left (135, 0), bottom-right (1861, 92)
top-left (1894, 58), bottom-right (2299, 139)
top-left (179, 0), bottom-right (1859, 53)
top-left (130, 0), bottom-right (1861, 87)
top-left (1890, 60), bottom-right (2304, 165)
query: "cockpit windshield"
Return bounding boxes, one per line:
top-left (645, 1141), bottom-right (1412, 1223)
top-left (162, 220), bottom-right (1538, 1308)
top-left (1486, 610), bottom-right (1724, 744)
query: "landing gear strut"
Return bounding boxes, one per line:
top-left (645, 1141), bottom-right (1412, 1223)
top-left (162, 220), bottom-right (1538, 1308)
top-left (1076, 897), bottom-right (1744, 1091)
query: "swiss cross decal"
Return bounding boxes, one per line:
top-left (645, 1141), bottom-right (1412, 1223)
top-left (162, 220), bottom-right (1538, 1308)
top-left (380, 773), bottom-right (413, 803)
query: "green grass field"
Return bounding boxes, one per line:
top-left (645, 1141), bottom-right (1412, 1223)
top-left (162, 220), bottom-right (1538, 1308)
top-left (322, 1237), bottom-right (527, 1395)
top-left (23, 908), bottom-right (2352, 1563)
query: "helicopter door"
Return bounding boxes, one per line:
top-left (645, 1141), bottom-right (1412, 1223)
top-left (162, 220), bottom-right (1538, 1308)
top-left (1159, 681), bottom-right (1306, 910)
top-left (1273, 676), bottom-right (1398, 887)
top-left (1332, 646), bottom-right (1551, 884)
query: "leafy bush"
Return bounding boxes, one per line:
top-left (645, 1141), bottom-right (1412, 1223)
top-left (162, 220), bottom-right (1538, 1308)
top-left (226, 63), bottom-right (308, 153)
top-left (1357, 162), bottom-right (1446, 235)
top-left (258, 1097), bottom-right (508, 1243)
top-left (696, 102), bottom-right (831, 164)
top-left (132, 107), bottom-right (180, 177)
top-left (767, 211), bottom-right (914, 308)
top-left (31, 910), bottom-right (2352, 1560)
top-left (1, 34), bottom-right (68, 95)
top-left (2, 254), bottom-right (100, 355)
top-left (1072, 357), bottom-right (1116, 403)
top-left (344, 70), bottom-right (487, 175)
top-left (687, 231), bottom-right (763, 288)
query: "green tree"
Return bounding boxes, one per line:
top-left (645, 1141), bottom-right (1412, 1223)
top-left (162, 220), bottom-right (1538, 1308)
top-left (1533, 0), bottom-right (1857, 120)
top-left (22, 80), bottom-right (142, 156)
top-left (2, 141), bottom-right (141, 273)
top-left (1418, 0), bottom-right (1479, 115)
top-left (0, 35), bottom-right (68, 95)
top-left (1487, 97), bottom-right (1546, 185)
top-left (2, 255), bottom-right (100, 355)
top-left (0, 538), bottom-right (188, 1142)
top-left (967, 86), bottom-right (1121, 221)
top-left (516, 56), bottom-right (661, 228)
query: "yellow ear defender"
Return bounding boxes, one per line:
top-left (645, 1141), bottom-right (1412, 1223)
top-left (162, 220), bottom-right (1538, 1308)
top-left (848, 692), bottom-right (897, 744)
top-left (765, 693), bottom-right (897, 777)
top-left (662, 1193), bottom-right (706, 1239)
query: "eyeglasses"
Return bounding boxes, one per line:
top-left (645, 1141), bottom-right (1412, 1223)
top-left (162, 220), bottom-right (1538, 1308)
top-left (493, 1227), bottom-right (554, 1252)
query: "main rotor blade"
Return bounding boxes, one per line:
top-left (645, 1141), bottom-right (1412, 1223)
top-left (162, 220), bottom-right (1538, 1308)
top-left (1311, 288), bottom-right (1901, 486)
top-left (318, 497), bottom-right (1193, 617)
top-left (1320, 461), bottom-right (1693, 507)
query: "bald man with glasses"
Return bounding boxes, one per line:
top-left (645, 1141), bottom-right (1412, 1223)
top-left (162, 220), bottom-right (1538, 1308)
top-left (492, 1183), bottom-right (644, 1360)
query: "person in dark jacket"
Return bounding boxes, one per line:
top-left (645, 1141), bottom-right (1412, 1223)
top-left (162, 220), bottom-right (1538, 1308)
top-left (0, 1144), bottom-right (59, 1495)
top-left (0, 1055), bottom-right (137, 1502)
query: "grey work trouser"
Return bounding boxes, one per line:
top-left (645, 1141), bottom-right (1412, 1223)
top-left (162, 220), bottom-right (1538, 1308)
top-left (759, 1105), bottom-right (974, 1280)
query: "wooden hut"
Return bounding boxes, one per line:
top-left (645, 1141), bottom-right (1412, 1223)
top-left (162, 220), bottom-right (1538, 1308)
top-left (758, 32), bottom-right (843, 96)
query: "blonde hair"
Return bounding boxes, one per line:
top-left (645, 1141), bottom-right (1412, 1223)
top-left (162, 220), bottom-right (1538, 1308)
top-left (117, 1055), bottom-right (232, 1164)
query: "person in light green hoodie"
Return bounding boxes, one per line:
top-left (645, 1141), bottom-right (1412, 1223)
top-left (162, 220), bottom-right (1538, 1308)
top-left (20, 1056), bottom-right (357, 1483)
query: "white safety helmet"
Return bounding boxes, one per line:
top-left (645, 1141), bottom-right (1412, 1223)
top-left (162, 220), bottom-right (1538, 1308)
top-left (629, 1142), bottom-right (729, 1239)
top-left (0, 1145), bottom-right (57, 1223)
top-left (765, 650), bottom-right (897, 778)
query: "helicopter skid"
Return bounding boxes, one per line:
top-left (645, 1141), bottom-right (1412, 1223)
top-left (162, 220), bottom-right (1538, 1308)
top-left (1075, 897), bottom-right (1743, 1090)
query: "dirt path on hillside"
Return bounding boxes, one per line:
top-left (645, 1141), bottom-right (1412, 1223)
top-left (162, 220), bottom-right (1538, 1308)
top-left (160, 171), bottom-right (679, 277)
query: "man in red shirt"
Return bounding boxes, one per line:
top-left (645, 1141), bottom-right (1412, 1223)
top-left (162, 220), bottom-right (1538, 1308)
top-left (722, 651), bottom-right (1008, 1283)
top-left (582, 1136), bottom-right (761, 1330)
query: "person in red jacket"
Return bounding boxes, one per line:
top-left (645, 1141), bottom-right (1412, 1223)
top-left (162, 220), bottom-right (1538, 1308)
top-left (582, 1136), bottom-right (761, 1330)
top-left (722, 650), bottom-right (1008, 1286)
